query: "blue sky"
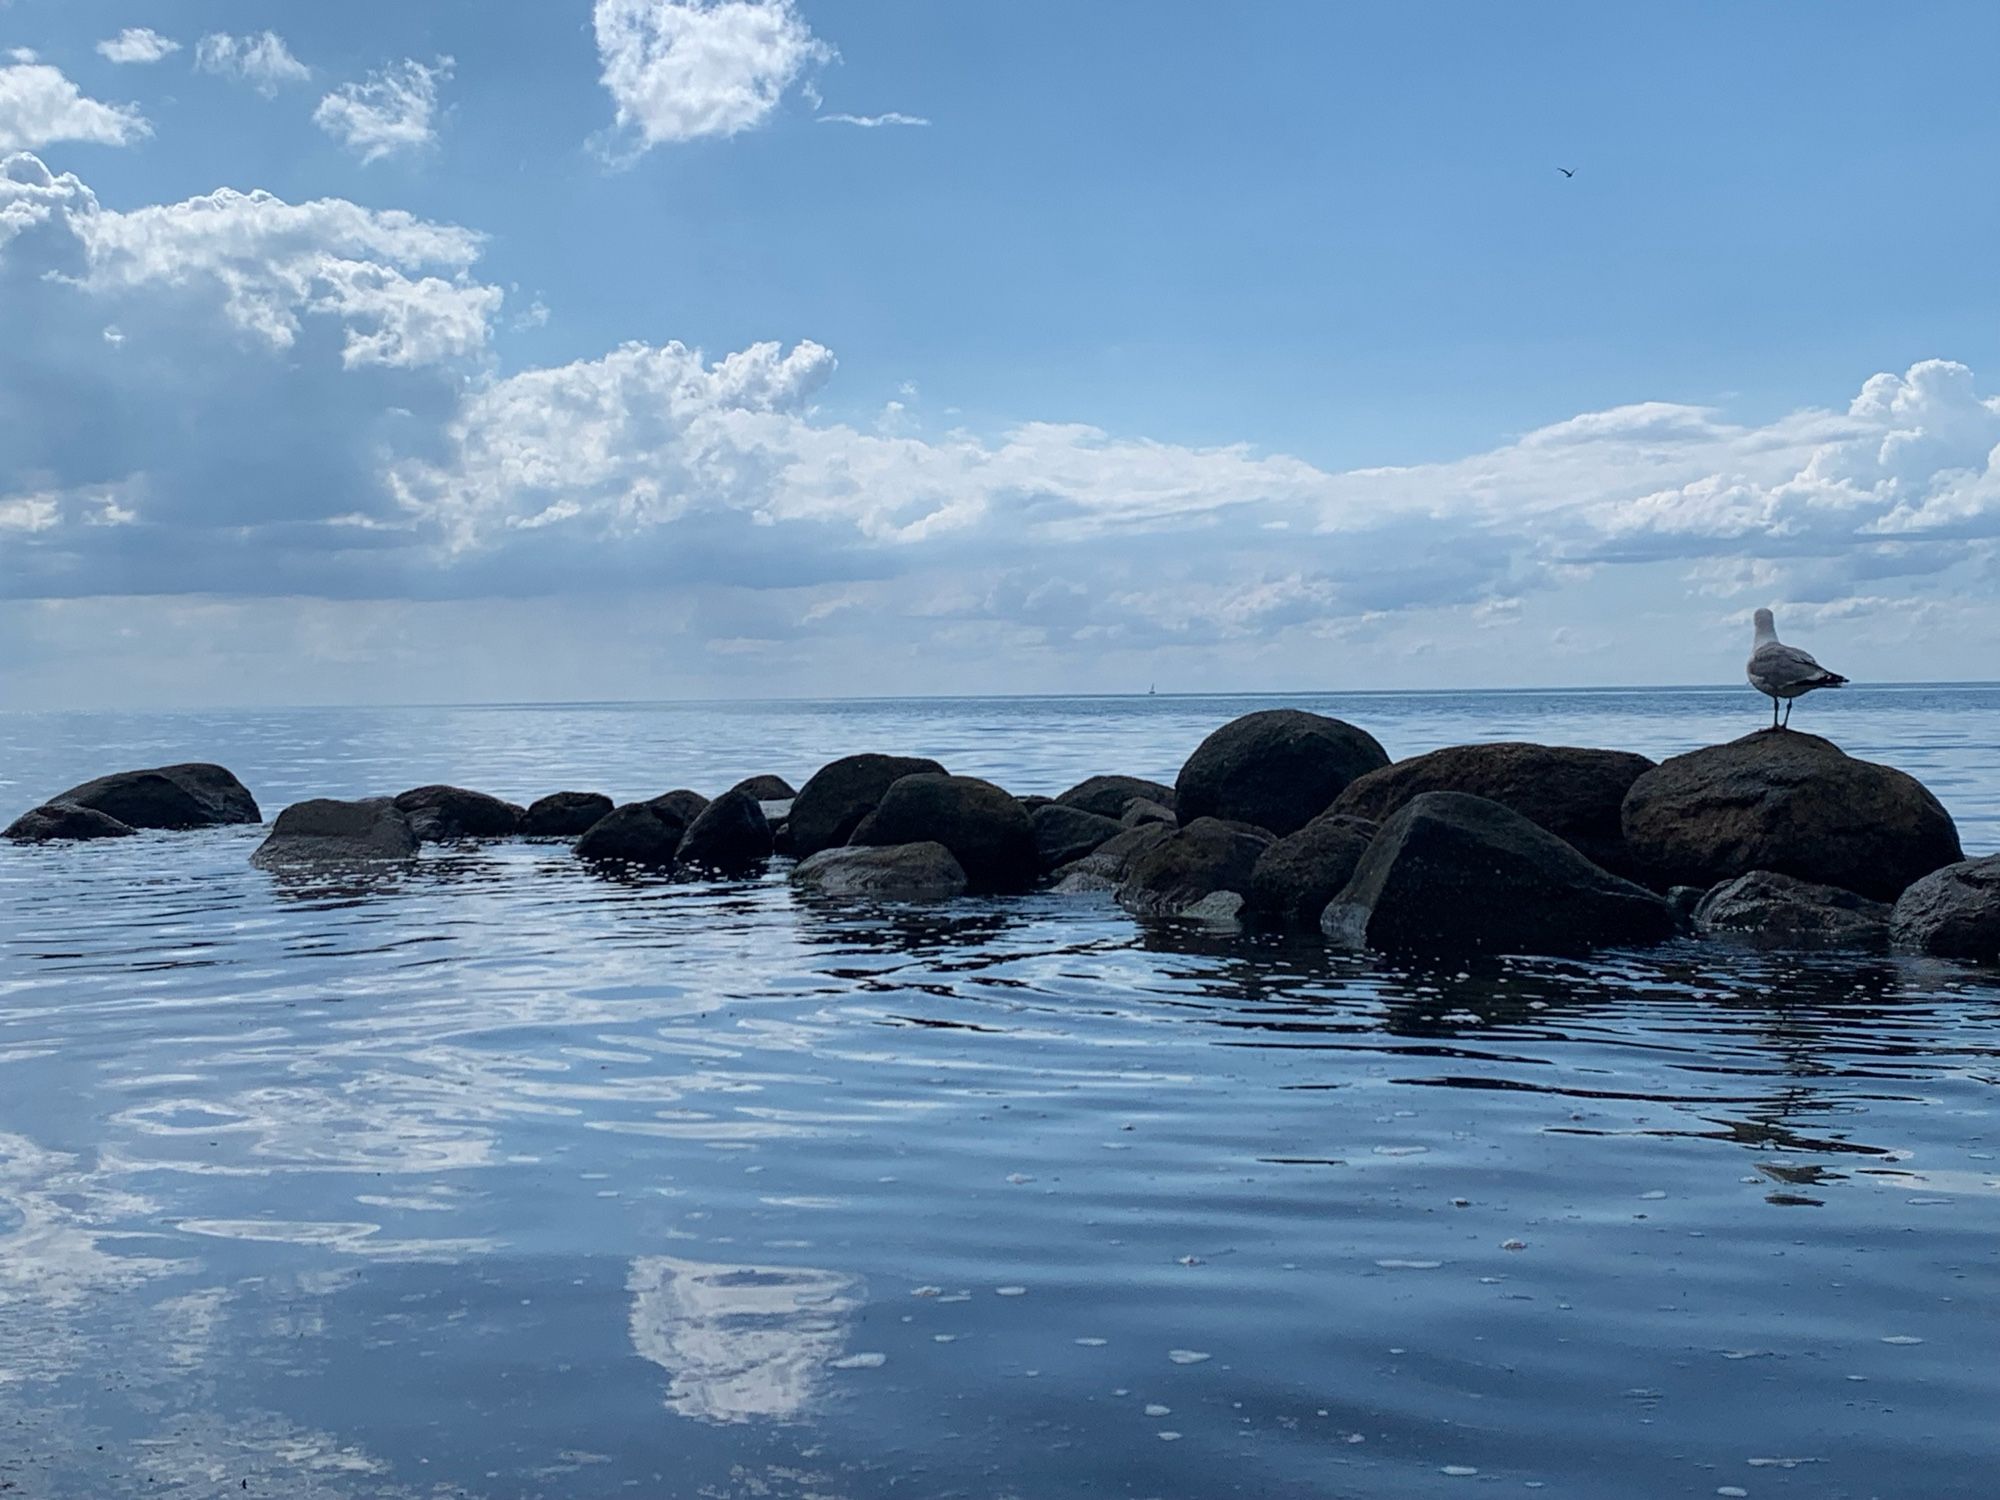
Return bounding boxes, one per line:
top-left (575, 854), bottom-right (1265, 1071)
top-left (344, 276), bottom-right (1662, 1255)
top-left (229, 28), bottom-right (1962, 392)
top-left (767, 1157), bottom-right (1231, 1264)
top-left (5, 1), bottom-right (2000, 707)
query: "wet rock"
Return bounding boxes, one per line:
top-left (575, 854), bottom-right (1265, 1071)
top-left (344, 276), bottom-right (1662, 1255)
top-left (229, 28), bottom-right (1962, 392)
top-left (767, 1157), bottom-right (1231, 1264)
top-left (523, 791), bottom-right (614, 838)
top-left (849, 774), bottom-right (1037, 894)
top-left (729, 774), bottom-right (796, 802)
top-left (791, 842), bottom-right (969, 902)
top-left (1692, 870), bottom-right (1890, 949)
top-left (1332, 742), bottom-right (1652, 875)
top-left (1323, 792), bottom-right (1673, 957)
top-left (1891, 855), bottom-right (2000, 963)
top-left (1667, 885), bottom-right (1706, 930)
top-left (789, 754), bottom-right (947, 859)
top-left (1031, 804), bottom-right (1125, 873)
top-left (1174, 710), bottom-right (1389, 836)
top-left (1116, 817), bottom-right (1275, 918)
top-left (677, 789), bottom-right (774, 874)
top-left (574, 803), bottom-right (685, 866)
top-left (1056, 775), bottom-right (1177, 822)
top-left (1620, 731), bottom-right (1961, 901)
top-left (251, 798), bottom-right (417, 867)
top-left (393, 785), bottom-right (525, 842)
top-left (647, 789), bottom-right (711, 828)
top-left (47, 763), bottom-right (260, 830)
top-left (4, 801), bottom-right (137, 843)
top-left (1121, 798), bottom-right (1178, 829)
top-left (1049, 824), bottom-right (1174, 893)
top-left (1247, 813), bottom-right (1376, 927)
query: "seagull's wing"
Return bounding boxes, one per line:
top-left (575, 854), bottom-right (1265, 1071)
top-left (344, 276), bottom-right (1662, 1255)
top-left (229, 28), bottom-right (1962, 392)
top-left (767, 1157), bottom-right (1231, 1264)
top-left (1750, 642), bottom-right (1847, 691)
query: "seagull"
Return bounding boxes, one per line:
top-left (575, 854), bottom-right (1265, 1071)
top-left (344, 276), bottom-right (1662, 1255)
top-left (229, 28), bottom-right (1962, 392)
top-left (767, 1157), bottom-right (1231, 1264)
top-left (1746, 607), bottom-right (1847, 729)
top-left (1557, 167), bottom-right (1576, 178)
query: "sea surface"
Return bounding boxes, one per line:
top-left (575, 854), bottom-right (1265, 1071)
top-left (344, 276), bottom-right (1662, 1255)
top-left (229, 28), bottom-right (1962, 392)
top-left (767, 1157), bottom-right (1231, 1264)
top-left (1, 687), bottom-right (1996, 1500)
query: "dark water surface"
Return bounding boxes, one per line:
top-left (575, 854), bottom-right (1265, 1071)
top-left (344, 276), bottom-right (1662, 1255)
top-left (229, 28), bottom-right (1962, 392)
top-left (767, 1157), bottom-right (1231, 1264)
top-left (2, 689), bottom-right (1996, 1499)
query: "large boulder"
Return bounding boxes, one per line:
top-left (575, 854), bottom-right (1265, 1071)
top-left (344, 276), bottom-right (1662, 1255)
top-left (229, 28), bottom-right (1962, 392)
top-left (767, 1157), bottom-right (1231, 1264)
top-left (3, 801), bottom-right (137, 843)
top-left (791, 843), bottom-right (969, 902)
top-left (729, 774), bottom-right (796, 802)
top-left (393, 785), bottom-right (524, 842)
top-left (1323, 792), bottom-right (1674, 957)
top-left (1116, 817), bottom-right (1274, 919)
top-left (1247, 814), bottom-right (1376, 927)
top-left (1332, 743), bottom-right (1652, 875)
top-left (1049, 824), bottom-right (1174, 894)
top-left (1175, 710), bottom-right (1389, 835)
top-left (1121, 798), bottom-right (1178, 829)
top-left (1030, 804), bottom-right (1126, 874)
top-left (1891, 855), bottom-right (2000, 963)
top-left (1620, 731), bottom-right (1961, 901)
top-left (46, 763), bottom-right (260, 830)
top-left (789, 754), bottom-right (947, 859)
top-left (1693, 870), bottom-right (1891, 950)
top-left (574, 803), bottom-right (685, 866)
top-left (849, 774), bottom-right (1037, 894)
top-left (677, 789), bottom-right (774, 874)
top-left (523, 791), bottom-right (615, 838)
top-left (647, 789), bottom-right (711, 827)
top-left (251, 798), bottom-right (418, 868)
top-left (1056, 775), bottom-right (1177, 821)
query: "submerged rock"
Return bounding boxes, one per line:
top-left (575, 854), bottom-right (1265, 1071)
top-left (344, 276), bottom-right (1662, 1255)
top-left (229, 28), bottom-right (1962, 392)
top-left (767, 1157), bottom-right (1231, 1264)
top-left (251, 798), bottom-right (418, 867)
top-left (1247, 813), bottom-right (1376, 927)
top-left (791, 842), bottom-right (969, 902)
top-left (1323, 792), bottom-right (1673, 957)
top-left (850, 774), bottom-right (1037, 894)
top-left (728, 774), bottom-right (797, 802)
top-left (574, 803), bottom-right (685, 866)
top-left (1693, 870), bottom-right (1891, 949)
top-left (523, 791), bottom-right (615, 838)
top-left (1891, 855), bottom-right (2000, 963)
top-left (1620, 731), bottom-right (1961, 902)
top-left (393, 785), bottom-right (525, 842)
top-left (1030, 804), bottom-right (1125, 873)
top-left (1174, 710), bottom-right (1389, 835)
top-left (1049, 823), bottom-right (1174, 893)
top-left (4, 801), bottom-right (137, 844)
top-left (1056, 775), bottom-right (1177, 822)
top-left (677, 789), bottom-right (774, 874)
top-left (46, 762), bottom-right (260, 831)
top-left (1332, 742), bottom-right (1652, 875)
top-left (789, 754), bottom-right (947, 859)
top-left (1116, 818), bottom-right (1274, 918)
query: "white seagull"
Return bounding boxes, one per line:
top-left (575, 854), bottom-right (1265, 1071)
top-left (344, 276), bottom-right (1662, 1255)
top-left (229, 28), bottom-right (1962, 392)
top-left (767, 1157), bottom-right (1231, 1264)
top-left (1746, 607), bottom-right (1847, 729)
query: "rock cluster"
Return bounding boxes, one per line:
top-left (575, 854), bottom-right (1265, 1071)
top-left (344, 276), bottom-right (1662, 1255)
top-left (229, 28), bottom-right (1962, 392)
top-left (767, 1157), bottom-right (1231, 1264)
top-left (9, 711), bottom-right (1994, 966)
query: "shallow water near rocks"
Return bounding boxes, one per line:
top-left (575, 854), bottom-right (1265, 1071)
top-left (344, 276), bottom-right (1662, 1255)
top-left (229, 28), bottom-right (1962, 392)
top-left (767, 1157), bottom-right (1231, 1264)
top-left (2, 687), bottom-right (1997, 1499)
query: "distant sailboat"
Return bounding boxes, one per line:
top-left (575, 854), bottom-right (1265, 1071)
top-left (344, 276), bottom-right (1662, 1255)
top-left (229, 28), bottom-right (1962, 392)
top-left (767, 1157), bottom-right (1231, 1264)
top-left (1147, 683), bottom-right (1156, 696)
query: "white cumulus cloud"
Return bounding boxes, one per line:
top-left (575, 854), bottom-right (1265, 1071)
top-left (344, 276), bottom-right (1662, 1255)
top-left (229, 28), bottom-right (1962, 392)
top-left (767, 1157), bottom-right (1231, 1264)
top-left (593, 0), bottom-right (830, 151)
top-left (194, 32), bottom-right (310, 97)
top-left (0, 61), bottom-right (148, 150)
top-left (97, 29), bottom-right (181, 66)
top-left (314, 58), bottom-right (452, 164)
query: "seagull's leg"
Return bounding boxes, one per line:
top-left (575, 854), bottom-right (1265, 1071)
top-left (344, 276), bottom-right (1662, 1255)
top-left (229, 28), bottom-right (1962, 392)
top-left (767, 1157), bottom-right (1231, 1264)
top-left (1783, 698), bottom-right (1793, 729)
top-left (1771, 696), bottom-right (1780, 730)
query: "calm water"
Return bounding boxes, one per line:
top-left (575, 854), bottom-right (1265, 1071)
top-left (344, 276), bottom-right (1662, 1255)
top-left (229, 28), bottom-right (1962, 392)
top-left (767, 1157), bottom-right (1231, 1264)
top-left (1, 688), bottom-right (1996, 1500)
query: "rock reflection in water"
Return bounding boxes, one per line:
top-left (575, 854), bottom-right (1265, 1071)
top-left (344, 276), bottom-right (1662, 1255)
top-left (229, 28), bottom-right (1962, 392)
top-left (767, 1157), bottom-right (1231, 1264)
top-left (627, 1255), bottom-right (864, 1425)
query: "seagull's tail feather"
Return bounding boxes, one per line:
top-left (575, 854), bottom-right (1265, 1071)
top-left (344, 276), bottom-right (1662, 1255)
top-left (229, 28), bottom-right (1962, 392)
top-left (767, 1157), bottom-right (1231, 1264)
top-left (1812, 671), bottom-right (1849, 688)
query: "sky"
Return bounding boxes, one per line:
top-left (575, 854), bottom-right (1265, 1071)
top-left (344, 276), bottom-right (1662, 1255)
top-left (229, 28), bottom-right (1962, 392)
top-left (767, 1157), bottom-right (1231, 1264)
top-left (5, 1), bottom-right (2000, 708)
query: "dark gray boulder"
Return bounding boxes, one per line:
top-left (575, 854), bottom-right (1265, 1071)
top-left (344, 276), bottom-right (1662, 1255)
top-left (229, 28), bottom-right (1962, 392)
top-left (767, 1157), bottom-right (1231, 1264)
top-left (1175, 710), bottom-right (1389, 835)
top-left (251, 798), bottom-right (418, 868)
top-left (1667, 885), bottom-right (1706, 930)
top-left (46, 763), bottom-right (260, 830)
top-left (574, 803), bottom-right (685, 866)
top-left (523, 791), bottom-right (614, 838)
top-left (647, 789), bottom-right (711, 828)
top-left (677, 789), bottom-right (774, 874)
top-left (1056, 775), bottom-right (1177, 821)
top-left (393, 785), bottom-right (525, 842)
top-left (1120, 798), bottom-right (1178, 829)
top-left (729, 774), bottom-right (796, 802)
top-left (1031, 804), bottom-right (1125, 874)
top-left (849, 774), bottom-right (1037, 894)
top-left (1332, 742), bottom-right (1653, 875)
top-left (1620, 731), bottom-right (1961, 901)
top-left (4, 801), bottom-right (137, 843)
top-left (1891, 855), bottom-right (2000, 963)
top-left (1247, 813), bottom-right (1376, 927)
top-left (791, 842), bottom-right (969, 902)
top-left (1323, 792), bottom-right (1674, 957)
top-left (1116, 817), bottom-right (1275, 918)
top-left (1693, 870), bottom-right (1891, 949)
top-left (1049, 824), bottom-right (1174, 893)
top-left (789, 754), bottom-right (947, 859)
